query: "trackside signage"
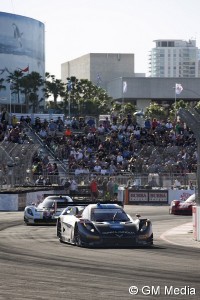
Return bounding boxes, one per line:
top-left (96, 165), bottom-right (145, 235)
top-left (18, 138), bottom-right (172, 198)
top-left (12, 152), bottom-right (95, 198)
top-left (149, 192), bottom-right (168, 203)
top-left (129, 192), bottom-right (148, 203)
top-left (128, 190), bottom-right (168, 204)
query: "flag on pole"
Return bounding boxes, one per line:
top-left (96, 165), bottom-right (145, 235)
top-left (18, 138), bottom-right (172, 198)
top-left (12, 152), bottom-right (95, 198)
top-left (67, 80), bottom-right (72, 92)
top-left (175, 83), bottom-right (183, 95)
top-left (123, 81), bottom-right (127, 93)
top-left (20, 66), bottom-right (29, 72)
top-left (97, 73), bottom-right (102, 86)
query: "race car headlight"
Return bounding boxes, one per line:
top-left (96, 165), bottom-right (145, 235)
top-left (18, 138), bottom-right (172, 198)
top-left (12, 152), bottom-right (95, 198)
top-left (84, 222), bottom-right (96, 233)
top-left (139, 220), bottom-right (150, 232)
top-left (27, 208), bottom-right (33, 216)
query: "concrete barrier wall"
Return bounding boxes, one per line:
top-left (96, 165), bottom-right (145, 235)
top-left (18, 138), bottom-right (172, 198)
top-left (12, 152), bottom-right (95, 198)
top-left (0, 189), bottom-right (66, 211)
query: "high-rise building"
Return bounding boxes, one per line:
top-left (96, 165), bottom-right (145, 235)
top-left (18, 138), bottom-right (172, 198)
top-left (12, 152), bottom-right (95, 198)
top-left (149, 39), bottom-right (200, 78)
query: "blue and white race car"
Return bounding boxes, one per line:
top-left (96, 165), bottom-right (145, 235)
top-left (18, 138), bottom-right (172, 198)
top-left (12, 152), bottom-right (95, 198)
top-left (57, 202), bottom-right (153, 247)
top-left (24, 195), bottom-right (73, 225)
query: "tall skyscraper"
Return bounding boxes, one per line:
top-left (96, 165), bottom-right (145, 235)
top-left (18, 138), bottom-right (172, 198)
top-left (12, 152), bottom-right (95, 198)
top-left (149, 39), bottom-right (200, 78)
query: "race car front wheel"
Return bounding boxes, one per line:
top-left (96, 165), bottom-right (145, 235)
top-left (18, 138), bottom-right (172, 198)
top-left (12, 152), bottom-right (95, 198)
top-left (74, 227), bottom-right (83, 247)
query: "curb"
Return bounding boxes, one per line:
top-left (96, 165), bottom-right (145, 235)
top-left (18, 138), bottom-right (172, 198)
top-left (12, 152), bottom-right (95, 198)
top-left (160, 222), bottom-right (200, 248)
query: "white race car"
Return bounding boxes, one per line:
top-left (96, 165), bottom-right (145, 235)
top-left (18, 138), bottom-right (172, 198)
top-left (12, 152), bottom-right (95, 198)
top-left (57, 202), bottom-right (153, 247)
top-left (24, 195), bottom-right (73, 225)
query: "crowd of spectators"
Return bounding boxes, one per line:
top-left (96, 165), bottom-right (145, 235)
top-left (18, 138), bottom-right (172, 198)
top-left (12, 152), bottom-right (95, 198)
top-left (29, 113), bottom-right (197, 178)
top-left (0, 106), bottom-right (198, 188)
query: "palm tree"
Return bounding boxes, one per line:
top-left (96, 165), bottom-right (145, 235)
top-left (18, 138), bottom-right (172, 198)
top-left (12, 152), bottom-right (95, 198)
top-left (0, 78), bottom-right (6, 92)
top-left (6, 70), bottom-right (23, 104)
top-left (21, 72), bottom-right (44, 113)
top-left (19, 75), bottom-right (32, 112)
top-left (44, 73), bottom-right (65, 109)
top-left (63, 76), bottom-right (112, 116)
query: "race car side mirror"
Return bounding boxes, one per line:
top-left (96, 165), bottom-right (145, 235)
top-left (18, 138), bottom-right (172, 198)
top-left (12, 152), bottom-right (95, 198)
top-left (136, 214), bottom-right (141, 218)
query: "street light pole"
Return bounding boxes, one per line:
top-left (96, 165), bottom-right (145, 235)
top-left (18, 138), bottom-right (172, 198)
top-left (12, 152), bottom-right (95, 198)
top-left (9, 80), bottom-right (12, 124)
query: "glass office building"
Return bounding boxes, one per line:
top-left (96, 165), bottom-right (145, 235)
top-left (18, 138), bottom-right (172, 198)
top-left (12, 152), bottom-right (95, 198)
top-left (149, 39), bottom-right (200, 78)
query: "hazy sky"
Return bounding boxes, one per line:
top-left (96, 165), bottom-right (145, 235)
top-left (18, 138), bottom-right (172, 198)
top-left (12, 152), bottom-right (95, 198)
top-left (1, 0), bottom-right (200, 78)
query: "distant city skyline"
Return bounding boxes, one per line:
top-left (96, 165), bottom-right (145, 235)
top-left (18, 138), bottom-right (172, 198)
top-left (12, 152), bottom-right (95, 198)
top-left (1, 0), bottom-right (200, 78)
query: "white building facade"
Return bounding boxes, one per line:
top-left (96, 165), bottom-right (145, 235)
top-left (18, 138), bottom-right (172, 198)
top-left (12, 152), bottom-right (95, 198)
top-left (61, 53), bottom-right (137, 90)
top-left (149, 39), bottom-right (200, 78)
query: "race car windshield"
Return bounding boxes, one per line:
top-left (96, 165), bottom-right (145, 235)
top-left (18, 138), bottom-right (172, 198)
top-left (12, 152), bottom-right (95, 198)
top-left (185, 194), bottom-right (195, 203)
top-left (91, 208), bottom-right (129, 222)
top-left (38, 199), bottom-right (71, 209)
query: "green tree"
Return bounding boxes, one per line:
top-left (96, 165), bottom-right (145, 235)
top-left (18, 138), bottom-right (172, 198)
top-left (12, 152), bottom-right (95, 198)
top-left (20, 72), bottom-right (44, 113)
top-left (6, 70), bottom-right (23, 103)
top-left (145, 102), bottom-right (166, 120)
top-left (169, 99), bottom-right (189, 119)
top-left (62, 77), bottom-right (112, 116)
top-left (195, 101), bottom-right (200, 111)
top-left (44, 73), bottom-right (65, 109)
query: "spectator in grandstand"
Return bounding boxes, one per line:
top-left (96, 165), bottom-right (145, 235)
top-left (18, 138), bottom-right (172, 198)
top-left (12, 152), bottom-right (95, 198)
top-left (35, 175), bottom-right (45, 185)
top-left (90, 177), bottom-right (98, 200)
top-left (165, 119), bottom-right (173, 131)
top-left (144, 118), bottom-right (151, 131)
top-left (102, 116), bottom-right (110, 133)
top-left (148, 176), bottom-right (158, 187)
top-left (64, 116), bottom-right (71, 128)
top-left (113, 179), bottom-right (119, 200)
top-left (116, 152), bottom-right (123, 164)
top-left (87, 117), bottom-right (95, 128)
top-left (75, 165), bottom-right (85, 176)
top-left (107, 177), bottom-right (114, 200)
top-left (1, 108), bottom-right (9, 128)
top-left (97, 124), bottom-right (105, 135)
top-left (24, 176), bottom-right (34, 186)
top-left (34, 117), bottom-right (42, 132)
top-left (69, 178), bottom-right (78, 194)
top-left (75, 149), bottom-right (83, 161)
top-left (56, 116), bottom-right (64, 132)
top-left (100, 165), bottom-right (109, 175)
top-left (42, 155), bottom-right (50, 167)
top-left (48, 119), bottom-right (57, 136)
top-left (51, 162), bottom-right (59, 175)
top-left (152, 118), bottom-right (158, 130)
top-left (38, 127), bottom-right (48, 139)
top-left (9, 126), bottom-right (20, 143)
top-left (71, 117), bottom-right (79, 129)
top-left (25, 115), bottom-right (31, 124)
top-left (93, 162), bottom-right (102, 173)
top-left (173, 179), bottom-right (181, 189)
top-left (11, 115), bottom-right (18, 127)
top-left (109, 161), bottom-right (117, 175)
top-left (45, 177), bottom-right (52, 186)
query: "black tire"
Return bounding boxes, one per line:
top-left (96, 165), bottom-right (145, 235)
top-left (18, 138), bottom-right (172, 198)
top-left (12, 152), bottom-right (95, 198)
top-left (74, 227), bottom-right (83, 247)
top-left (57, 220), bottom-right (61, 238)
top-left (24, 217), bottom-right (29, 226)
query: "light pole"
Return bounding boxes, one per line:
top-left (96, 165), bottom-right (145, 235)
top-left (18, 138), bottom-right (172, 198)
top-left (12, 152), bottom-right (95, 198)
top-left (174, 83), bottom-right (183, 121)
top-left (9, 80), bottom-right (12, 124)
top-left (67, 80), bottom-right (72, 119)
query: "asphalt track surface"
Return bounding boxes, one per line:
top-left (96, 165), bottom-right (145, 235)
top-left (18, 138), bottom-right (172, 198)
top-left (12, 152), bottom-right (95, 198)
top-left (0, 206), bottom-right (200, 300)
